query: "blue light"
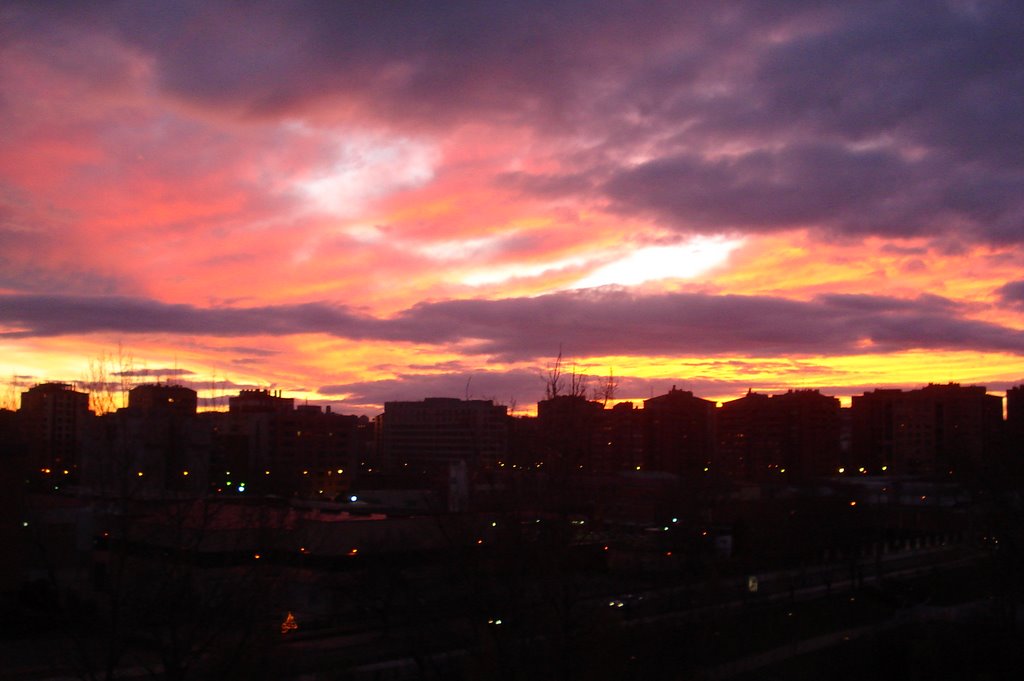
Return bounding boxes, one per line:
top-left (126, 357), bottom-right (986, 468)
top-left (349, 495), bottom-right (358, 502)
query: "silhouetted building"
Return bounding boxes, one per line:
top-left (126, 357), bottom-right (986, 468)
top-left (0, 408), bottom-right (28, 602)
top-left (19, 382), bottom-right (92, 483)
top-left (536, 394), bottom-right (604, 475)
top-left (718, 389), bottom-right (840, 482)
top-left (851, 383), bottom-right (1003, 476)
top-left (718, 391), bottom-right (774, 481)
top-left (1008, 385), bottom-right (1024, 456)
top-left (379, 398), bottom-right (508, 477)
top-left (81, 384), bottom-right (209, 498)
top-left (771, 389), bottom-right (841, 481)
top-left (0, 408), bottom-right (22, 452)
top-left (279, 405), bottom-right (365, 498)
top-left (643, 387), bottom-right (716, 479)
top-left (599, 401), bottom-right (645, 474)
top-left (218, 391), bottom-right (365, 498)
top-left (128, 383), bottom-right (198, 417)
top-left (506, 414), bottom-right (539, 469)
top-left (228, 388), bottom-right (294, 414)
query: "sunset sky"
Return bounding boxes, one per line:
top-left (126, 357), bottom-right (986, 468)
top-left (2, 1), bottom-right (1023, 414)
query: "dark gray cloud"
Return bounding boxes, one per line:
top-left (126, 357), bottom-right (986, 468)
top-left (745, 2), bottom-right (1024, 162)
top-left (114, 368), bottom-right (194, 378)
top-left (0, 294), bottom-right (372, 339)
top-left (217, 345), bottom-right (280, 358)
top-left (998, 280), bottom-right (1024, 307)
top-left (4, 290), bottom-right (1023, 360)
top-left (602, 143), bottom-right (947, 237)
top-left (0, 258), bottom-right (128, 297)
top-left (385, 290), bottom-right (1024, 359)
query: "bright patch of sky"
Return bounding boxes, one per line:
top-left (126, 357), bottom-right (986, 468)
top-left (462, 254), bottom-right (593, 287)
top-left (414, 235), bottom-right (511, 261)
top-left (574, 236), bottom-right (742, 288)
top-left (293, 126), bottom-right (438, 216)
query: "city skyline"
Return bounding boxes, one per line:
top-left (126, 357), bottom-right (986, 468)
top-left (2, 2), bottom-right (1024, 415)
top-left (7, 373), bottom-right (1019, 421)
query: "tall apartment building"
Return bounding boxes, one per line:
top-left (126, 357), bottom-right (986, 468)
top-left (0, 408), bottom-right (28, 599)
top-left (851, 383), bottom-right (1003, 475)
top-left (83, 384), bottom-right (209, 498)
top-left (717, 389), bottom-right (840, 482)
top-left (217, 390), bottom-right (364, 498)
top-left (642, 387), bottom-right (716, 479)
top-left (536, 394), bottom-right (605, 475)
top-left (379, 398), bottom-right (508, 477)
top-left (599, 401), bottom-right (645, 474)
top-left (20, 382), bottom-right (92, 482)
top-left (1007, 385), bottom-right (1024, 457)
top-left (128, 383), bottom-right (198, 417)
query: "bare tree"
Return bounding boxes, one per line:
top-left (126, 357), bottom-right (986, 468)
top-left (1, 372), bottom-right (21, 410)
top-left (544, 347), bottom-right (566, 400)
top-left (567, 363), bottom-right (589, 399)
top-left (544, 348), bottom-right (593, 401)
top-left (592, 369), bottom-right (618, 407)
top-left (83, 344), bottom-right (136, 414)
top-left (206, 370), bottom-right (228, 411)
